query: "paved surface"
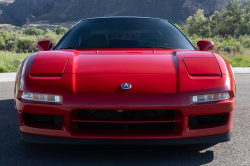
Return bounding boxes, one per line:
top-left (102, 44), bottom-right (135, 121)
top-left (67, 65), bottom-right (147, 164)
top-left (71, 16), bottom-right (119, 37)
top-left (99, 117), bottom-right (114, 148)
top-left (0, 74), bottom-right (249, 166)
top-left (0, 73), bottom-right (16, 82)
top-left (233, 67), bottom-right (250, 74)
top-left (1, 68), bottom-right (250, 82)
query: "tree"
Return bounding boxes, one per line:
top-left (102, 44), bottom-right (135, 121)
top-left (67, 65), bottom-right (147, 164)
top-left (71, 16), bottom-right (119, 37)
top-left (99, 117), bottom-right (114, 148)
top-left (186, 9), bottom-right (210, 37)
top-left (220, 0), bottom-right (244, 36)
top-left (238, 0), bottom-right (250, 35)
top-left (185, 0), bottom-right (250, 37)
top-left (210, 0), bottom-right (248, 37)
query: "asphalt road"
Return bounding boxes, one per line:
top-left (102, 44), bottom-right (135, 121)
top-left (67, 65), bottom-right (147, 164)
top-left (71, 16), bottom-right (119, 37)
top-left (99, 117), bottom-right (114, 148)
top-left (0, 74), bottom-right (250, 166)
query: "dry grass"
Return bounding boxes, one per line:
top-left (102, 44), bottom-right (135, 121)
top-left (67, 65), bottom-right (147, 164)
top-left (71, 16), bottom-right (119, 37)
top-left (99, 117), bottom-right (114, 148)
top-left (0, 51), bottom-right (30, 72)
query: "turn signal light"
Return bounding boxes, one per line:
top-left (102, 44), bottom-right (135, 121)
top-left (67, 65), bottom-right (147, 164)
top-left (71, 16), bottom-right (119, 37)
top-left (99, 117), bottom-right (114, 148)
top-left (21, 92), bottom-right (62, 103)
top-left (192, 92), bottom-right (230, 104)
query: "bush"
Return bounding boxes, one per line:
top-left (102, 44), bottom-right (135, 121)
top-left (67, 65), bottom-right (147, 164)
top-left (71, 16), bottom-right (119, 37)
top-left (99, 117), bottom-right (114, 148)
top-left (238, 35), bottom-right (250, 48)
top-left (0, 30), bottom-right (18, 50)
top-left (24, 27), bottom-right (44, 36)
top-left (16, 36), bottom-right (37, 52)
top-left (53, 27), bottom-right (68, 35)
top-left (0, 27), bottom-right (65, 53)
top-left (38, 31), bottom-right (61, 48)
top-left (6, 40), bottom-right (16, 51)
top-left (0, 35), bottom-right (6, 49)
top-left (224, 45), bottom-right (233, 53)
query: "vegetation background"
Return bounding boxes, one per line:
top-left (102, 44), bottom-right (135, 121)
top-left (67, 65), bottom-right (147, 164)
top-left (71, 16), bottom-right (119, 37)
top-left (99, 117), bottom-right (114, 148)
top-left (0, 0), bottom-right (250, 72)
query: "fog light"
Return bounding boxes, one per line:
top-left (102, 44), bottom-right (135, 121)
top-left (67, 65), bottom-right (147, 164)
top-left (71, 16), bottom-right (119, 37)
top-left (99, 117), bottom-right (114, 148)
top-left (21, 92), bottom-right (62, 103)
top-left (192, 92), bottom-right (230, 103)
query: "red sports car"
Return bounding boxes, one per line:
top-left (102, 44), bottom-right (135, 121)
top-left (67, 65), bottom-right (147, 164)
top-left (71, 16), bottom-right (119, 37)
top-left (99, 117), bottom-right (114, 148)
top-left (14, 17), bottom-right (236, 145)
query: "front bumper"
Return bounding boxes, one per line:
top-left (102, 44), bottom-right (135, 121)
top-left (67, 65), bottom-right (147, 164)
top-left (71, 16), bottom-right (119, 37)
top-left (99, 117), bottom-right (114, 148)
top-left (15, 96), bottom-right (235, 142)
top-left (19, 130), bottom-right (232, 145)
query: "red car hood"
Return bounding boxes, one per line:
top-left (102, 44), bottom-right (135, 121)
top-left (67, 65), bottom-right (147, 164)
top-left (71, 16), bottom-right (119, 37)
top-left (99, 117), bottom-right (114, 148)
top-left (29, 49), bottom-right (221, 94)
top-left (73, 51), bottom-right (177, 74)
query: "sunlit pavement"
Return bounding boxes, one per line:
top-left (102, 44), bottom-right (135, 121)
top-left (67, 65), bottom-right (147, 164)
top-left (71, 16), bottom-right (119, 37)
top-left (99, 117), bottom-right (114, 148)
top-left (0, 73), bottom-right (16, 82)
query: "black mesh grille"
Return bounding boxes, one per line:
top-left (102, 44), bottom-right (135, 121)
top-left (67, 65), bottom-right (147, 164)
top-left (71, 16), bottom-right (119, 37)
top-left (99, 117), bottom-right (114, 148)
top-left (190, 114), bottom-right (226, 126)
top-left (78, 122), bottom-right (175, 131)
top-left (77, 109), bottom-right (175, 120)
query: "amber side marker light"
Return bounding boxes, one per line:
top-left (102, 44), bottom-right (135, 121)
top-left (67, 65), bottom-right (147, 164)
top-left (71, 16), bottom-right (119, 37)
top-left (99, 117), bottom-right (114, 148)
top-left (21, 92), bottom-right (62, 103)
top-left (192, 92), bottom-right (230, 104)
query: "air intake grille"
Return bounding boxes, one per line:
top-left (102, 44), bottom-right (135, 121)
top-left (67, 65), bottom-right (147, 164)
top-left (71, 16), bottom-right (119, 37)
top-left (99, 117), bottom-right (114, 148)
top-left (190, 114), bottom-right (226, 126)
top-left (24, 113), bottom-right (63, 125)
top-left (78, 122), bottom-right (175, 131)
top-left (78, 109), bottom-right (175, 120)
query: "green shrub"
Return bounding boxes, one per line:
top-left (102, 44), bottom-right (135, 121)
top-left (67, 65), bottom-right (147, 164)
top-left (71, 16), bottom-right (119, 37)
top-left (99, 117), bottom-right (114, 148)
top-left (24, 27), bottom-right (44, 36)
top-left (16, 36), bottom-right (37, 52)
top-left (224, 45), bottom-right (233, 53)
top-left (0, 27), bottom-right (64, 52)
top-left (40, 31), bottom-right (61, 48)
top-left (0, 35), bottom-right (6, 49)
top-left (53, 27), bottom-right (68, 35)
top-left (6, 40), bottom-right (16, 51)
top-left (238, 35), bottom-right (250, 48)
top-left (0, 31), bottom-right (18, 51)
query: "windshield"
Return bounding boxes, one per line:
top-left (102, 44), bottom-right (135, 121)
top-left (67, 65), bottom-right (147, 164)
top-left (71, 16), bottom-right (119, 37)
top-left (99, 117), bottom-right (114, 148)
top-left (54, 18), bottom-right (195, 50)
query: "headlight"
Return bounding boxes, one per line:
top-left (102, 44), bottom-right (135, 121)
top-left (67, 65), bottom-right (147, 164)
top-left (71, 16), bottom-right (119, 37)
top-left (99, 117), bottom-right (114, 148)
top-left (191, 92), bottom-right (230, 104)
top-left (21, 92), bottom-right (62, 103)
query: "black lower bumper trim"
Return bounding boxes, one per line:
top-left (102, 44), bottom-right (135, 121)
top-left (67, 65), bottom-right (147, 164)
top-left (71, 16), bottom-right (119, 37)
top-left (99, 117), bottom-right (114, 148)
top-left (19, 131), bottom-right (232, 145)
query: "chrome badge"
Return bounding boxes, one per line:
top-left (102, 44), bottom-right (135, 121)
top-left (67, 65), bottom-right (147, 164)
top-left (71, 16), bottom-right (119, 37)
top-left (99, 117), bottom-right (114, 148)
top-left (121, 83), bottom-right (132, 89)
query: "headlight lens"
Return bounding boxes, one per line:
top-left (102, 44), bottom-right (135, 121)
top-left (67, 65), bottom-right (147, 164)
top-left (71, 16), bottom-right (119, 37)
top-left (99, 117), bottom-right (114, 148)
top-left (21, 92), bottom-right (62, 103)
top-left (192, 92), bottom-right (230, 104)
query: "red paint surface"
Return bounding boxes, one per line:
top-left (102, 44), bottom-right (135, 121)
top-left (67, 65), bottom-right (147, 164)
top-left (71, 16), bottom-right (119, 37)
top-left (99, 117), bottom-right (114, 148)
top-left (30, 56), bottom-right (68, 77)
top-left (183, 57), bottom-right (221, 76)
top-left (14, 48), bottom-right (236, 141)
top-left (74, 54), bottom-right (177, 74)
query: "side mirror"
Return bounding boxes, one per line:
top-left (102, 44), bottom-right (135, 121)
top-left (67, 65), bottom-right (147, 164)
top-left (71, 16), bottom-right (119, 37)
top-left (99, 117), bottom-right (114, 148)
top-left (36, 40), bottom-right (52, 51)
top-left (197, 40), bottom-right (214, 51)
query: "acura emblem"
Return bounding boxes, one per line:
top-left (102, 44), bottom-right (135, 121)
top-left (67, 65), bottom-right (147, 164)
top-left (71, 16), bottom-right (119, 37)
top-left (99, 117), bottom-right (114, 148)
top-left (121, 83), bottom-right (132, 89)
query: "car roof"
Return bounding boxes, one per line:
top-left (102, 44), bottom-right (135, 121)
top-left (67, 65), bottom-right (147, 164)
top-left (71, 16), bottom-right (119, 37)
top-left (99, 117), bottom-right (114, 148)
top-left (81, 16), bottom-right (168, 22)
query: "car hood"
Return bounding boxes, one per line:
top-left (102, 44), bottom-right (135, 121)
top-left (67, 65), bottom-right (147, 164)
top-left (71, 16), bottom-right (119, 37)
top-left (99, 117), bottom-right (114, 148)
top-left (26, 49), bottom-right (227, 94)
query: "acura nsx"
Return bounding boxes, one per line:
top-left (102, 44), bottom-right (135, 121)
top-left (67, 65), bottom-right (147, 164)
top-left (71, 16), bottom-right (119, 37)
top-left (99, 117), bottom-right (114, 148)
top-left (14, 17), bottom-right (236, 144)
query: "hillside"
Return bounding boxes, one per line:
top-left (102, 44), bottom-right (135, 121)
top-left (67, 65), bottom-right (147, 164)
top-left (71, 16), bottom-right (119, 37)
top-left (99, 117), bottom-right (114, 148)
top-left (0, 0), bottom-right (227, 27)
top-left (0, 0), bottom-right (14, 3)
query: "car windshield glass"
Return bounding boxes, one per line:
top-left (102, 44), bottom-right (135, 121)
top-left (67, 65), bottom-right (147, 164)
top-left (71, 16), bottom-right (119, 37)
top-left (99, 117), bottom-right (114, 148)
top-left (54, 19), bottom-right (195, 50)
